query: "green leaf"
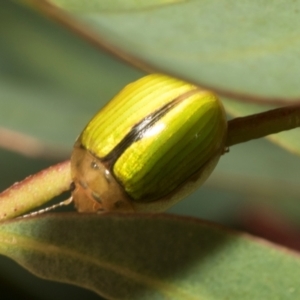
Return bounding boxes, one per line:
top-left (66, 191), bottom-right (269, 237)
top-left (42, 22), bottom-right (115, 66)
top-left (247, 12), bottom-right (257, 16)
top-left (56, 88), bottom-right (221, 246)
top-left (0, 214), bottom-right (299, 299)
top-left (33, 0), bottom-right (300, 156)
top-left (49, 0), bottom-right (300, 100)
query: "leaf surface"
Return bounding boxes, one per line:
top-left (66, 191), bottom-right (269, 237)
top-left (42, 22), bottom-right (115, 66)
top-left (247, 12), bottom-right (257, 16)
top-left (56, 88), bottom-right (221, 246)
top-left (0, 213), bottom-right (299, 299)
top-left (50, 0), bottom-right (300, 101)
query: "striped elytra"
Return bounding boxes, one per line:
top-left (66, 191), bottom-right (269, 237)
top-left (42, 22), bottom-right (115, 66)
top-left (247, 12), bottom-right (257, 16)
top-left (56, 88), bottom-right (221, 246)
top-left (70, 74), bottom-right (227, 213)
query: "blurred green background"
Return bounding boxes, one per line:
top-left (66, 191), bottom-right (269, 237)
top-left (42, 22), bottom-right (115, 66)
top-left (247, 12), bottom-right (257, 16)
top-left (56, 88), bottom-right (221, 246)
top-left (1, 1), bottom-right (300, 299)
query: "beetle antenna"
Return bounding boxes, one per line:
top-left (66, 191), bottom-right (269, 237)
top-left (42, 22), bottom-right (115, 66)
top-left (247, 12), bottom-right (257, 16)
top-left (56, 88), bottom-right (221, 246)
top-left (20, 197), bottom-right (73, 218)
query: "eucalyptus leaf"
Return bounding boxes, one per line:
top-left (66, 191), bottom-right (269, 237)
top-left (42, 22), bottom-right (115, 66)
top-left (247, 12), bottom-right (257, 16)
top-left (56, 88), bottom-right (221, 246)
top-left (38, 0), bottom-right (300, 155)
top-left (0, 213), bottom-right (299, 300)
top-left (50, 0), bottom-right (300, 100)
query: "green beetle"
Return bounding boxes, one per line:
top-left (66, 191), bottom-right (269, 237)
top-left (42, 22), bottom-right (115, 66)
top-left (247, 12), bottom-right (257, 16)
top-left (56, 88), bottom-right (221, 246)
top-left (71, 74), bottom-right (227, 213)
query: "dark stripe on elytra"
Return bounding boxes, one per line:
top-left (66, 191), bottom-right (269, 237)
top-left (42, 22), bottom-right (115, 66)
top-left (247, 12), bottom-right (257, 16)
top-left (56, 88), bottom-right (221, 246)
top-left (102, 88), bottom-right (200, 169)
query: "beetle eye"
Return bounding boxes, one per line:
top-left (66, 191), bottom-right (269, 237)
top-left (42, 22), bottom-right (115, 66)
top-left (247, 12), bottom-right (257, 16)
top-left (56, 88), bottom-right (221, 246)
top-left (91, 161), bottom-right (99, 170)
top-left (70, 181), bottom-right (76, 192)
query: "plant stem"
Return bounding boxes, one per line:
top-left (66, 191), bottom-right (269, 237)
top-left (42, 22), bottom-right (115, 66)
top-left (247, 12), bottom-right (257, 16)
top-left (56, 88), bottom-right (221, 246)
top-left (0, 161), bottom-right (71, 221)
top-left (226, 105), bottom-right (300, 147)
